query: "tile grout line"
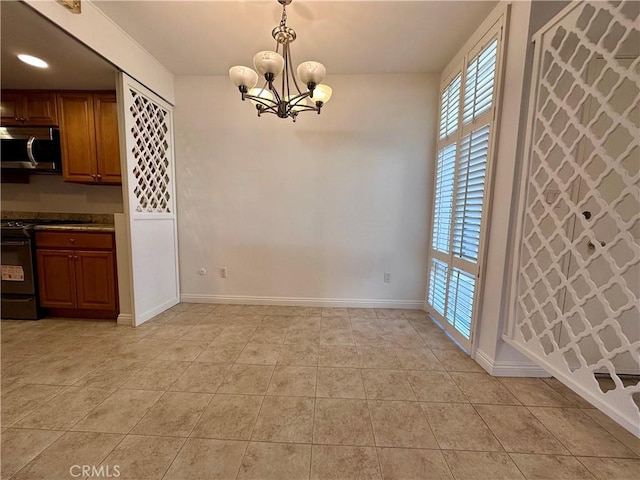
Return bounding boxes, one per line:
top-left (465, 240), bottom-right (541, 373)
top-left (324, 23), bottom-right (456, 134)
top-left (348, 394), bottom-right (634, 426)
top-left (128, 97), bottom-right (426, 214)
top-left (309, 362), bottom-right (319, 480)
top-left (234, 359), bottom-right (278, 480)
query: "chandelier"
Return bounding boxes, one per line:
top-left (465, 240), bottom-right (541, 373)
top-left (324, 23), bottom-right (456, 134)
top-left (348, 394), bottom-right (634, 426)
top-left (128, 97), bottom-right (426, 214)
top-left (228, 0), bottom-right (332, 122)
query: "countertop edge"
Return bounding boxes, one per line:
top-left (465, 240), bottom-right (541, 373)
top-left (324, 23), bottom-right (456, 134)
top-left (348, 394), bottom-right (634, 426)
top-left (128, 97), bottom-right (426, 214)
top-left (33, 224), bottom-right (115, 233)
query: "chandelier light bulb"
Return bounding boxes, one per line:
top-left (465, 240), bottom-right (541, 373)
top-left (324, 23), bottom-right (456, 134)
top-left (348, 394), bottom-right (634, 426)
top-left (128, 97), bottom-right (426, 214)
top-left (248, 87), bottom-right (275, 107)
top-left (253, 51), bottom-right (285, 78)
top-left (312, 84), bottom-right (333, 105)
top-left (297, 61), bottom-right (326, 86)
top-left (229, 66), bottom-right (259, 89)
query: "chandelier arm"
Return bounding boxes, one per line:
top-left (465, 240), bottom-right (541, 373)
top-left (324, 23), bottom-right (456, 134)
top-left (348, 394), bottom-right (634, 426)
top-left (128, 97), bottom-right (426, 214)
top-left (282, 44), bottom-right (288, 103)
top-left (244, 94), bottom-right (279, 110)
top-left (244, 94), bottom-right (277, 107)
top-left (294, 105), bottom-right (320, 113)
top-left (287, 90), bottom-right (312, 104)
top-left (288, 48), bottom-right (304, 96)
top-left (270, 84), bottom-right (282, 105)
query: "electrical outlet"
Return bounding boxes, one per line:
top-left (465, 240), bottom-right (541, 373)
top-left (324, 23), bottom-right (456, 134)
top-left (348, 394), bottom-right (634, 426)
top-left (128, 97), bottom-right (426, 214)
top-left (219, 267), bottom-right (228, 279)
top-left (384, 272), bottom-right (391, 283)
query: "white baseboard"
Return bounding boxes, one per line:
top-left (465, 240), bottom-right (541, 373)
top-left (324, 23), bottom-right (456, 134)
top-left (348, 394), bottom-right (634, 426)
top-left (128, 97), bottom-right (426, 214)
top-left (116, 313), bottom-right (133, 326)
top-left (135, 296), bottom-right (180, 326)
top-left (179, 294), bottom-right (425, 310)
top-left (474, 348), bottom-right (551, 377)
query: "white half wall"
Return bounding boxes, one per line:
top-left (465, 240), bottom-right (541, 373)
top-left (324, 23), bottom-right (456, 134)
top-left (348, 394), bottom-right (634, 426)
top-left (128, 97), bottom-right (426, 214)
top-left (174, 73), bottom-right (438, 307)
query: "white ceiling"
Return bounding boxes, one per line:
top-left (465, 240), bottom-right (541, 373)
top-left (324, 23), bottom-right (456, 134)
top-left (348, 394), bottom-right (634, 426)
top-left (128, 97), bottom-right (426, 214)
top-left (0, 1), bottom-right (117, 90)
top-left (0, 0), bottom-right (498, 91)
top-left (93, 0), bottom-right (498, 76)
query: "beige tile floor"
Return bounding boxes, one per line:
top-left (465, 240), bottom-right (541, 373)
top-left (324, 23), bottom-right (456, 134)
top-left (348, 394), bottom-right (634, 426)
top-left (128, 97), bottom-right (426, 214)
top-left (1, 303), bottom-right (638, 479)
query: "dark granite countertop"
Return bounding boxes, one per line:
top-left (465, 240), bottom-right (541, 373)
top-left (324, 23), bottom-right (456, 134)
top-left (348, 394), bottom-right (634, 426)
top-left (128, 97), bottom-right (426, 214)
top-left (2, 212), bottom-right (116, 233)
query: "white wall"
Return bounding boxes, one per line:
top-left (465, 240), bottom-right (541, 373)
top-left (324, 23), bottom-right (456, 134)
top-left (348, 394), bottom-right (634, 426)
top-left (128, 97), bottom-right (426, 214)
top-left (174, 73), bottom-right (438, 307)
top-left (1, 175), bottom-right (123, 214)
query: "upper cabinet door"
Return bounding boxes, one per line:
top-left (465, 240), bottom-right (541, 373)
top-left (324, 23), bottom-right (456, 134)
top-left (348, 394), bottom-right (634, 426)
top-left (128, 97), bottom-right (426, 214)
top-left (93, 93), bottom-right (122, 184)
top-left (23, 92), bottom-right (58, 126)
top-left (0, 91), bottom-right (58, 125)
top-left (57, 92), bottom-right (98, 183)
top-left (0, 92), bottom-right (24, 125)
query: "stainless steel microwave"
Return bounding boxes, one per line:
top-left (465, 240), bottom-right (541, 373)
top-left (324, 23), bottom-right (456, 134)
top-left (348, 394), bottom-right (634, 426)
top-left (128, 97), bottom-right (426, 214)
top-left (0, 126), bottom-right (62, 172)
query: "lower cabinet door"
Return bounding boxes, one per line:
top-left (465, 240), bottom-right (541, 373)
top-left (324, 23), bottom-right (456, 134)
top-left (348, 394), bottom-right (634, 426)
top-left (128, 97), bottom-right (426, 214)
top-left (75, 250), bottom-right (117, 310)
top-left (37, 249), bottom-right (76, 308)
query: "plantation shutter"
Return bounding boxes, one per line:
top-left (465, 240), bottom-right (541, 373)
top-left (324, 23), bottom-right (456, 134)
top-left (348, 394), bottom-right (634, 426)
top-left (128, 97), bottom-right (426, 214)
top-left (427, 23), bottom-right (505, 350)
top-left (446, 268), bottom-right (476, 339)
top-left (432, 144), bottom-right (456, 253)
top-left (440, 74), bottom-right (461, 139)
top-left (453, 126), bottom-right (490, 262)
top-left (428, 259), bottom-right (449, 316)
top-left (463, 39), bottom-right (498, 125)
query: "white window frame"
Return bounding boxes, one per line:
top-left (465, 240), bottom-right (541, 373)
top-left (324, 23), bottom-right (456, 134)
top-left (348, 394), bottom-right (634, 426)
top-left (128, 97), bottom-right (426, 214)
top-left (426, 5), bottom-right (510, 352)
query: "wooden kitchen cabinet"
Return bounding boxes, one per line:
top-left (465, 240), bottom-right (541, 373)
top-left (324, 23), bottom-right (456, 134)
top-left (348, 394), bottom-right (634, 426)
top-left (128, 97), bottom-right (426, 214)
top-left (93, 93), bottom-right (121, 184)
top-left (36, 249), bottom-right (77, 308)
top-left (1, 91), bottom-right (58, 126)
top-left (56, 92), bottom-right (97, 183)
top-left (75, 250), bottom-right (117, 310)
top-left (57, 91), bottom-right (121, 185)
top-left (36, 231), bottom-right (118, 318)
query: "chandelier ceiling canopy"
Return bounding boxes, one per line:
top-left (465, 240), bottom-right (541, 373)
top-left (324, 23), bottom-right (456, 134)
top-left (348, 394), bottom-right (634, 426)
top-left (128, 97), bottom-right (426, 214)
top-left (228, 0), bottom-right (332, 122)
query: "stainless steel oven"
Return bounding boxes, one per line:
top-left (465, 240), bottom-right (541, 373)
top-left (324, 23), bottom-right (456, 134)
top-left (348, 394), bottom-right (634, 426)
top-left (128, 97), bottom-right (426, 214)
top-left (1, 226), bottom-right (40, 319)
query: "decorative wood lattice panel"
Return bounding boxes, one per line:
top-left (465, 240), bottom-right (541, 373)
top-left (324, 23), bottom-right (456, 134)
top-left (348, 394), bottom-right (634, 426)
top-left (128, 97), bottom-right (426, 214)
top-left (512, 0), bottom-right (639, 433)
top-left (129, 89), bottom-right (172, 213)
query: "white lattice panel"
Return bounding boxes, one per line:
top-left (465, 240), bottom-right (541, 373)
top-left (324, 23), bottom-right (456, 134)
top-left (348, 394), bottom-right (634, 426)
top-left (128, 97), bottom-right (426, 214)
top-left (119, 73), bottom-right (179, 326)
top-left (129, 90), bottom-right (172, 214)
top-left (511, 0), bottom-right (640, 435)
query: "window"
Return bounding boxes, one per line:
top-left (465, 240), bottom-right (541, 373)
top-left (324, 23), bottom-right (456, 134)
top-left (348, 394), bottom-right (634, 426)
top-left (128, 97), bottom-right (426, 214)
top-left (427, 18), bottom-right (506, 350)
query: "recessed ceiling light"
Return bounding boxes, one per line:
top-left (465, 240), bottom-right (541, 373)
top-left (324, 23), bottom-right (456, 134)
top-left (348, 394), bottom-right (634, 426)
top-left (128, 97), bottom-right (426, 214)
top-left (17, 54), bottom-right (48, 69)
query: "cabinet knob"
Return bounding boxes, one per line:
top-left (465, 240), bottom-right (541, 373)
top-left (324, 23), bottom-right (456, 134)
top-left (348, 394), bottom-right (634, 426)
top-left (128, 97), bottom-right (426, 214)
top-left (67, 254), bottom-right (73, 258)
top-left (74, 255), bottom-right (79, 260)
top-left (96, 174), bottom-right (102, 179)
top-left (69, 238), bottom-right (75, 243)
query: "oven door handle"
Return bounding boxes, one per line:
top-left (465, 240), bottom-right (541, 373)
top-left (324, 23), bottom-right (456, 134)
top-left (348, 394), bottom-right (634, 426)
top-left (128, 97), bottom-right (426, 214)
top-left (1, 296), bottom-right (34, 303)
top-left (26, 136), bottom-right (39, 169)
top-left (1, 240), bottom-right (29, 246)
